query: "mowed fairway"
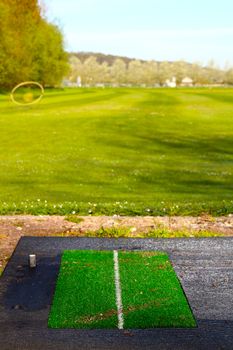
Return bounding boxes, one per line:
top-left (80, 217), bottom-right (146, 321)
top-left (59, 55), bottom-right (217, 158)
top-left (0, 88), bottom-right (233, 215)
top-left (48, 250), bottom-right (196, 329)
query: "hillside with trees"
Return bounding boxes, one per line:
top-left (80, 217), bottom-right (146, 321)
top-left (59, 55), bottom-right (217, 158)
top-left (1, 0), bottom-right (232, 91)
top-left (0, 0), bottom-right (69, 89)
top-left (68, 52), bottom-right (233, 87)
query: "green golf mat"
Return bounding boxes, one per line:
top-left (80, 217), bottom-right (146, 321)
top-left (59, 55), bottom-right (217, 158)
top-left (48, 250), bottom-right (196, 329)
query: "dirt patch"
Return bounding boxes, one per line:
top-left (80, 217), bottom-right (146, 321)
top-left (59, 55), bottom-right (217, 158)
top-left (77, 309), bottom-right (117, 325)
top-left (0, 214), bottom-right (233, 272)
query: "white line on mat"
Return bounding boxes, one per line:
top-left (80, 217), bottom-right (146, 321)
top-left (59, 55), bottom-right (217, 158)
top-left (113, 250), bottom-right (124, 329)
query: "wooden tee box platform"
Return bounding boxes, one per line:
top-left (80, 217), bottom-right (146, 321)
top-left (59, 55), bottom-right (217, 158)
top-left (0, 237), bottom-right (233, 349)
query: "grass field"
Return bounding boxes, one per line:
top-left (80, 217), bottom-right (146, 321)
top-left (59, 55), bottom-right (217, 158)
top-left (0, 87), bottom-right (233, 216)
top-left (48, 250), bottom-right (196, 329)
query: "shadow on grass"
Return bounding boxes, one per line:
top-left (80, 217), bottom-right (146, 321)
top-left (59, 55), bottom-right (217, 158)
top-left (136, 90), bottom-right (181, 108)
top-left (41, 89), bottom-right (128, 109)
top-left (195, 92), bottom-right (233, 104)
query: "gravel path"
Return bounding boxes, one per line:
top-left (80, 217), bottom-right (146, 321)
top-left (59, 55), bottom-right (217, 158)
top-left (1, 214), bottom-right (233, 271)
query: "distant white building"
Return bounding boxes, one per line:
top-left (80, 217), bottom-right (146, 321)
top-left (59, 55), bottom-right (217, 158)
top-left (164, 77), bottom-right (177, 88)
top-left (62, 76), bottom-right (82, 88)
top-left (77, 76), bottom-right (82, 87)
top-left (181, 77), bottom-right (193, 87)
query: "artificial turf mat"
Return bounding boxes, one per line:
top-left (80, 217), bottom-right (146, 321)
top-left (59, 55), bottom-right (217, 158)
top-left (48, 250), bottom-right (117, 329)
top-left (48, 250), bottom-right (196, 329)
top-left (119, 251), bottom-right (196, 328)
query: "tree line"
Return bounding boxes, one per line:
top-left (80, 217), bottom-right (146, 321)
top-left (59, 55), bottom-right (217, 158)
top-left (0, 0), bottom-right (69, 89)
top-left (0, 0), bottom-right (232, 89)
top-left (68, 54), bottom-right (233, 86)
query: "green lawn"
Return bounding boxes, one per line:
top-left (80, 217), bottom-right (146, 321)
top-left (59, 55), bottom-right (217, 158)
top-left (48, 250), bottom-right (196, 329)
top-left (0, 87), bottom-right (233, 215)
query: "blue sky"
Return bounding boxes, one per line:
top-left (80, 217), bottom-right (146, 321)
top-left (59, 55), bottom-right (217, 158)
top-left (45, 0), bottom-right (233, 67)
